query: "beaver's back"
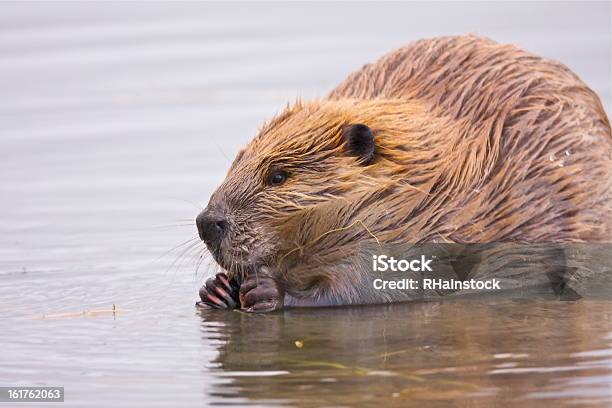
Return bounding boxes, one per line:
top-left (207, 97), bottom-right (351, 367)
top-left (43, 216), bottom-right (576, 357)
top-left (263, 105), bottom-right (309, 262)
top-left (330, 35), bottom-right (612, 241)
top-left (329, 35), bottom-right (608, 130)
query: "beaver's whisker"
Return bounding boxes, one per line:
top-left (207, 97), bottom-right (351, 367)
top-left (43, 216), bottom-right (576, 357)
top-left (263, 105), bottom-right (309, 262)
top-left (165, 241), bottom-right (201, 276)
top-left (237, 252), bottom-right (247, 281)
top-left (194, 250), bottom-right (206, 277)
top-left (149, 223), bottom-right (196, 229)
top-left (202, 250), bottom-right (216, 278)
top-left (214, 142), bottom-right (232, 164)
top-left (172, 243), bottom-right (201, 274)
top-left (195, 246), bottom-right (213, 277)
top-left (155, 237), bottom-right (199, 264)
top-left (230, 253), bottom-right (238, 279)
top-left (163, 197), bottom-right (204, 211)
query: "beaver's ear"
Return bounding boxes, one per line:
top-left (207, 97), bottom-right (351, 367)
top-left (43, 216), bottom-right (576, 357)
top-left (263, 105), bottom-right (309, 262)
top-left (342, 124), bottom-right (375, 165)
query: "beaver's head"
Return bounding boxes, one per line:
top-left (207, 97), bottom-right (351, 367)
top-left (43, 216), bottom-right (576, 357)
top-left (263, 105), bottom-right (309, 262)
top-left (195, 99), bottom-right (430, 278)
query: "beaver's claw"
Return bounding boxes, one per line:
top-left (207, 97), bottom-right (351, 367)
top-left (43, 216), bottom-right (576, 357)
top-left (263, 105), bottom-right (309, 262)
top-left (196, 273), bottom-right (240, 310)
top-left (239, 270), bottom-right (284, 313)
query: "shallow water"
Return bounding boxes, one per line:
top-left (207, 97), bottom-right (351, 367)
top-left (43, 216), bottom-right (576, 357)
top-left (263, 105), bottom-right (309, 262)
top-left (0, 2), bottom-right (610, 407)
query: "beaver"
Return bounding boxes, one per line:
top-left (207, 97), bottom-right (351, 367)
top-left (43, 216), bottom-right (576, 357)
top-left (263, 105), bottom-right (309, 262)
top-left (195, 35), bottom-right (612, 312)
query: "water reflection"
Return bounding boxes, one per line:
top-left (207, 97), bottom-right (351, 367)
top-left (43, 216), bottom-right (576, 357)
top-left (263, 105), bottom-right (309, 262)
top-left (199, 300), bottom-right (612, 407)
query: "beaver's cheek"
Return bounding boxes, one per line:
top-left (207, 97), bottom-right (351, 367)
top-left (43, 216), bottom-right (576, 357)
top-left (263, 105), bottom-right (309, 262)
top-left (238, 227), bottom-right (277, 257)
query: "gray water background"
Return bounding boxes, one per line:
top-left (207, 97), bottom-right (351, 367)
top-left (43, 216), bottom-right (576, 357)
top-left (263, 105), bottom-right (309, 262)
top-left (0, 1), bottom-right (611, 407)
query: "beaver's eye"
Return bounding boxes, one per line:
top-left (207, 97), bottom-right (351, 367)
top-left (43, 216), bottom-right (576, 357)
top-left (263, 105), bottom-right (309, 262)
top-left (268, 169), bottom-right (288, 186)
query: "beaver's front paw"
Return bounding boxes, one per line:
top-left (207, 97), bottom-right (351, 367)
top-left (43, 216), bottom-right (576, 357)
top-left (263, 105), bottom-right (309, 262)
top-left (197, 273), bottom-right (240, 310)
top-left (239, 269), bottom-right (284, 313)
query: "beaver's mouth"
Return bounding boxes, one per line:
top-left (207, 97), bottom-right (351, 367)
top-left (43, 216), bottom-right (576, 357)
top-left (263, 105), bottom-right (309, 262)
top-left (207, 245), bottom-right (261, 278)
top-left (196, 208), bottom-right (273, 277)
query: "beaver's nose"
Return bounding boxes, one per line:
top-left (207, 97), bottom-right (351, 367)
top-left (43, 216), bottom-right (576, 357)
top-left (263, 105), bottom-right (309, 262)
top-left (196, 210), bottom-right (228, 246)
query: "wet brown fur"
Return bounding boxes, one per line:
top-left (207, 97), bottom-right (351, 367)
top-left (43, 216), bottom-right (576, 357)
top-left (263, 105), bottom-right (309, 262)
top-left (207, 35), bottom-right (612, 305)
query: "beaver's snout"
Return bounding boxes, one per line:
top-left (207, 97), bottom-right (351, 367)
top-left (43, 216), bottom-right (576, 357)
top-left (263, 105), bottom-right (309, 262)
top-left (196, 208), bottom-right (228, 248)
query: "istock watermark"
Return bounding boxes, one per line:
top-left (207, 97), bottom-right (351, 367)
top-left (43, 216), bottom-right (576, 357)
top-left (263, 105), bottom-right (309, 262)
top-left (364, 243), bottom-right (612, 300)
top-left (372, 254), bottom-right (433, 272)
